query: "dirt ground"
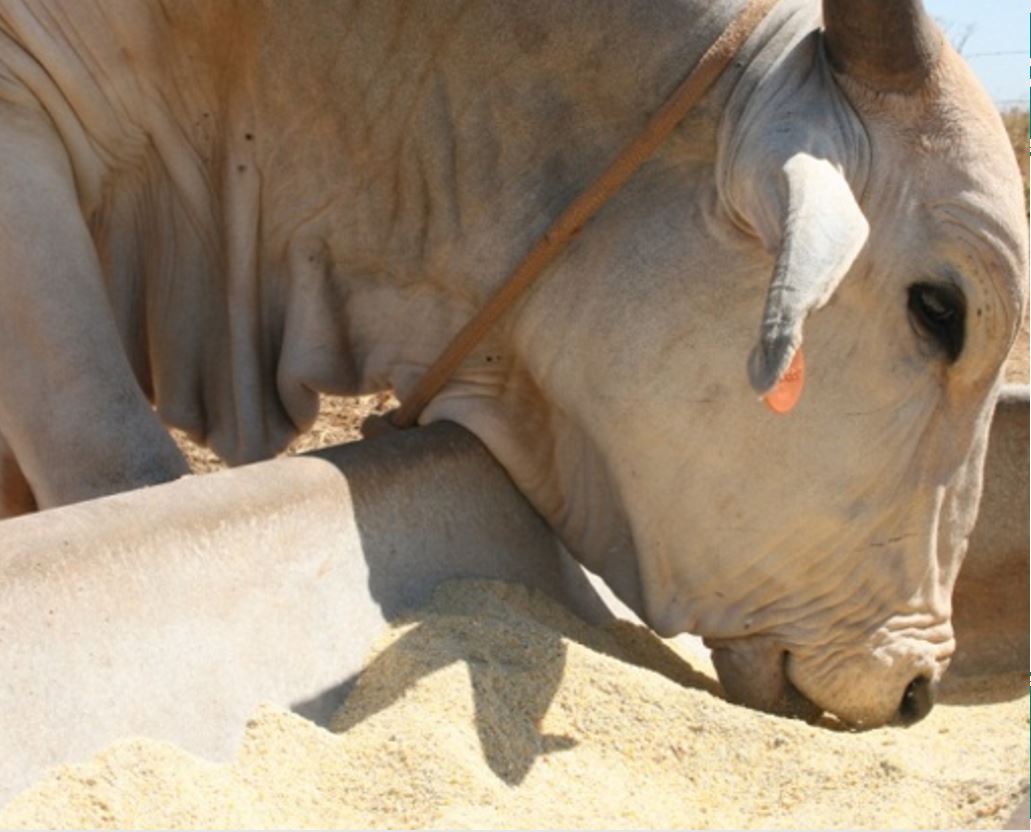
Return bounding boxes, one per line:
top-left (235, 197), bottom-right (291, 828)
top-left (171, 390), bottom-right (397, 473)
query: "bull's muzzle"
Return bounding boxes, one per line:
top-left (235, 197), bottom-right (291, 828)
top-left (706, 637), bottom-right (822, 723)
top-left (707, 636), bottom-right (940, 727)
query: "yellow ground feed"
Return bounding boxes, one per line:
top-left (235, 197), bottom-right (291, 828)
top-left (1, 579), bottom-right (1026, 829)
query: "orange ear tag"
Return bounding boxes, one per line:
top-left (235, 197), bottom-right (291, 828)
top-left (763, 347), bottom-right (805, 414)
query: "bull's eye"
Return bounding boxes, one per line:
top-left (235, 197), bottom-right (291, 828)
top-left (907, 282), bottom-right (965, 362)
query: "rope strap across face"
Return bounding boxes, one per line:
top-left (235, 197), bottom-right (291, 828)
top-left (390, 0), bottom-right (780, 429)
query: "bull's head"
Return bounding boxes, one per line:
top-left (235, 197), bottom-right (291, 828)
top-left (702, 0), bottom-right (1027, 726)
top-left (425, 0), bottom-right (1027, 727)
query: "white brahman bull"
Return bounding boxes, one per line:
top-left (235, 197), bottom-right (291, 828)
top-left (0, 0), bottom-right (1024, 727)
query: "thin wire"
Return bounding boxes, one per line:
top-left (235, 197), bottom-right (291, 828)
top-left (964, 50), bottom-right (1025, 58)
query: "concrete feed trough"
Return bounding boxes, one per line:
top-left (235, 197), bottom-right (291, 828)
top-left (950, 385), bottom-right (1029, 680)
top-left (0, 387), bottom-right (1027, 825)
top-left (0, 423), bottom-right (619, 807)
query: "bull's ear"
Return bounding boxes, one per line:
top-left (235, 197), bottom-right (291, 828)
top-left (748, 153), bottom-right (869, 395)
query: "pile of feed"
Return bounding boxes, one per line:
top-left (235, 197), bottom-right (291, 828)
top-left (1, 580), bottom-right (1026, 829)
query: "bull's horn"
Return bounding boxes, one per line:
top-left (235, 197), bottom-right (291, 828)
top-left (748, 154), bottom-right (869, 396)
top-left (822, 0), bottom-right (943, 93)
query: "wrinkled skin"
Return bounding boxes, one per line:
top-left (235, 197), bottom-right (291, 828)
top-left (0, 0), bottom-right (1024, 726)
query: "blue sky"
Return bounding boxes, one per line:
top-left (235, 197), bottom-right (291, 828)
top-left (923, 0), bottom-right (1027, 106)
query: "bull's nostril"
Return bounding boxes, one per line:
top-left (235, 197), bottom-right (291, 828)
top-left (898, 675), bottom-right (935, 725)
